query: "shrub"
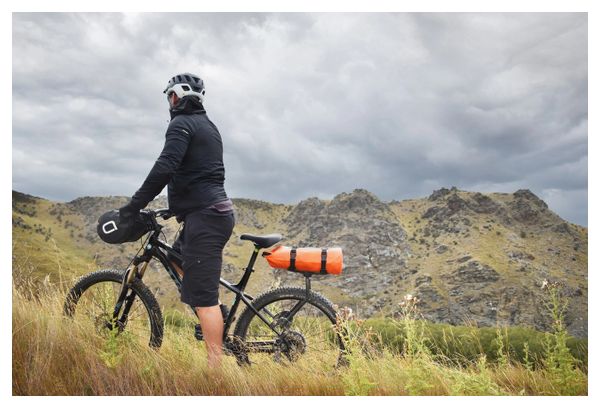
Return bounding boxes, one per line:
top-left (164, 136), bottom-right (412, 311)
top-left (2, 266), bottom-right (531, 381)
top-left (355, 318), bottom-right (587, 368)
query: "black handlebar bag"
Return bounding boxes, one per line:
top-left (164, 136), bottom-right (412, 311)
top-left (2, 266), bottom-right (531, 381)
top-left (97, 210), bottom-right (151, 244)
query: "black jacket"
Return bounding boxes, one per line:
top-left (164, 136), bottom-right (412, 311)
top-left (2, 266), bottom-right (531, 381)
top-left (128, 97), bottom-right (229, 218)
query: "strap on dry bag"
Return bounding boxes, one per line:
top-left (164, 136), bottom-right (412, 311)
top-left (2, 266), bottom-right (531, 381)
top-left (320, 248), bottom-right (327, 273)
top-left (289, 247), bottom-right (297, 271)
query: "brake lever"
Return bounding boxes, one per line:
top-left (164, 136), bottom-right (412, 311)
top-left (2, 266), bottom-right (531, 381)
top-left (140, 208), bottom-right (173, 221)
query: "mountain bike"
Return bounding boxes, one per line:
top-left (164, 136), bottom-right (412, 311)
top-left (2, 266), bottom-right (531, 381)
top-left (63, 208), bottom-right (346, 366)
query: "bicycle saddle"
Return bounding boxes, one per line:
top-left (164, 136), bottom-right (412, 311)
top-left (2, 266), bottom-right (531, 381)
top-left (240, 233), bottom-right (283, 248)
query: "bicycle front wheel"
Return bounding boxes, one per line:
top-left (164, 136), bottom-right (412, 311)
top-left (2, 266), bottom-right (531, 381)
top-left (64, 269), bottom-right (164, 348)
top-left (233, 286), bottom-right (345, 366)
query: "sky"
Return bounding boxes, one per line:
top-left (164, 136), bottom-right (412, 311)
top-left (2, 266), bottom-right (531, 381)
top-left (12, 12), bottom-right (588, 226)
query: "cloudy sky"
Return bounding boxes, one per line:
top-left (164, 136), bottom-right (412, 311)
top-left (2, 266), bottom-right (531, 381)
top-left (12, 13), bottom-right (588, 225)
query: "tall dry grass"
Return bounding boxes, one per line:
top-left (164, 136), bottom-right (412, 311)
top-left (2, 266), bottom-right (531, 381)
top-left (12, 280), bottom-right (587, 396)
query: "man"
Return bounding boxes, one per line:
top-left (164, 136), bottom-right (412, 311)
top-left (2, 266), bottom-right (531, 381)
top-left (119, 73), bottom-right (235, 368)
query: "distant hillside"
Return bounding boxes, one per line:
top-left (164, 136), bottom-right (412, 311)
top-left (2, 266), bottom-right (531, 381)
top-left (12, 187), bottom-right (588, 337)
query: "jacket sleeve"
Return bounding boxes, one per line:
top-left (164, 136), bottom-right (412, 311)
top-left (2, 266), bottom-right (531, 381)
top-left (128, 119), bottom-right (191, 210)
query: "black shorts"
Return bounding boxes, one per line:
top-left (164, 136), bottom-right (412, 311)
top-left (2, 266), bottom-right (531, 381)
top-left (174, 207), bottom-right (235, 308)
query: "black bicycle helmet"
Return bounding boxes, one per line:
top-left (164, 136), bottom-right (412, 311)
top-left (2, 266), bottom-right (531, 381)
top-left (163, 72), bottom-right (206, 103)
top-left (97, 210), bottom-right (151, 244)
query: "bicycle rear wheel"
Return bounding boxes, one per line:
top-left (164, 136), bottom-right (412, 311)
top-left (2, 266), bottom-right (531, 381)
top-left (233, 287), bottom-right (345, 367)
top-left (64, 269), bottom-right (164, 348)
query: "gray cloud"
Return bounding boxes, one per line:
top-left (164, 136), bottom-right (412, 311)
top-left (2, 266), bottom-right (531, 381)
top-left (12, 12), bottom-right (588, 225)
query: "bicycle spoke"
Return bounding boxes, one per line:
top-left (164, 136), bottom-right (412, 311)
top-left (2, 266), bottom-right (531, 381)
top-left (128, 301), bottom-right (145, 320)
top-left (71, 279), bottom-right (154, 347)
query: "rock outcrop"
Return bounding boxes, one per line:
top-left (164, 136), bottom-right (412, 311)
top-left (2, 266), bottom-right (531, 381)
top-left (282, 189), bottom-right (412, 299)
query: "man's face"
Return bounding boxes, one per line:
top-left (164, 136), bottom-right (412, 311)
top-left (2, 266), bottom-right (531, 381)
top-left (167, 91), bottom-right (178, 108)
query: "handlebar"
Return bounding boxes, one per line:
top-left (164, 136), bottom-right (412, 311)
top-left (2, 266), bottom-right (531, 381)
top-left (140, 208), bottom-right (174, 221)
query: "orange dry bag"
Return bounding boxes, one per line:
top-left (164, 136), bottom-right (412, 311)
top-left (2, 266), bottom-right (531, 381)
top-left (263, 246), bottom-right (343, 275)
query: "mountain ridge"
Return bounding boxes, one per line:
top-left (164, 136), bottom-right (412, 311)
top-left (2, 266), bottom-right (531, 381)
top-left (12, 187), bottom-right (588, 337)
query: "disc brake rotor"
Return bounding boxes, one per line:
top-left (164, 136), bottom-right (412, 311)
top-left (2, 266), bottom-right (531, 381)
top-left (275, 330), bottom-right (307, 362)
top-left (272, 311), bottom-right (293, 330)
top-left (93, 312), bottom-right (115, 333)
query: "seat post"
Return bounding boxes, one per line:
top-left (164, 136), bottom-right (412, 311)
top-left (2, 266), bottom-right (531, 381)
top-left (236, 245), bottom-right (261, 291)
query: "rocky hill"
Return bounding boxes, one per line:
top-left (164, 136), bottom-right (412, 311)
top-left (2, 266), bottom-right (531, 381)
top-left (389, 188), bottom-right (587, 337)
top-left (12, 187), bottom-right (588, 337)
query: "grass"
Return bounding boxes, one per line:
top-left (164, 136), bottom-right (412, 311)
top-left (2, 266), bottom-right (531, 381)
top-left (12, 280), bottom-right (587, 396)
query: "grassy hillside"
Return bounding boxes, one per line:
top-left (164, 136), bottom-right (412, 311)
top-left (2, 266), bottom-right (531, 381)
top-left (13, 192), bottom-right (97, 291)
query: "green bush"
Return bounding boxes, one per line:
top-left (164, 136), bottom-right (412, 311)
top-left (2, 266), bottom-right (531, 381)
top-left (356, 318), bottom-right (587, 369)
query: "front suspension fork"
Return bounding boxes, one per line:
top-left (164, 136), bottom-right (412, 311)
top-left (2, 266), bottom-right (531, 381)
top-left (112, 261), bottom-right (149, 329)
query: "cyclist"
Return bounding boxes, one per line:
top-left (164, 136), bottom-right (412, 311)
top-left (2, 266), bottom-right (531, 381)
top-left (119, 73), bottom-right (235, 369)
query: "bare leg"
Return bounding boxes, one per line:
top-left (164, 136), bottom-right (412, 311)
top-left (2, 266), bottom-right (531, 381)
top-left (196, 305), bottom-right (224, 369)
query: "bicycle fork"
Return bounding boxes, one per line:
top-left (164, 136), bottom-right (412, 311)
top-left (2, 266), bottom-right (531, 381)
top-left (111, 261), bottom-right (149, 331)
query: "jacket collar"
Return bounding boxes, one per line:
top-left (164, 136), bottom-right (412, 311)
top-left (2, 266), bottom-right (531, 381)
top-left (169, 96), bottom-right (206, 119)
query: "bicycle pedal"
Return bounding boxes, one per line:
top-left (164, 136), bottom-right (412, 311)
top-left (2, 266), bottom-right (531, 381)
top-left (194, 324), bottom-right (204, 341)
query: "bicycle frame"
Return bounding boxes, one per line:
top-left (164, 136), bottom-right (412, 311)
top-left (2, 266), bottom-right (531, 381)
top-left (116, 224), bottom-right (292, 346)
